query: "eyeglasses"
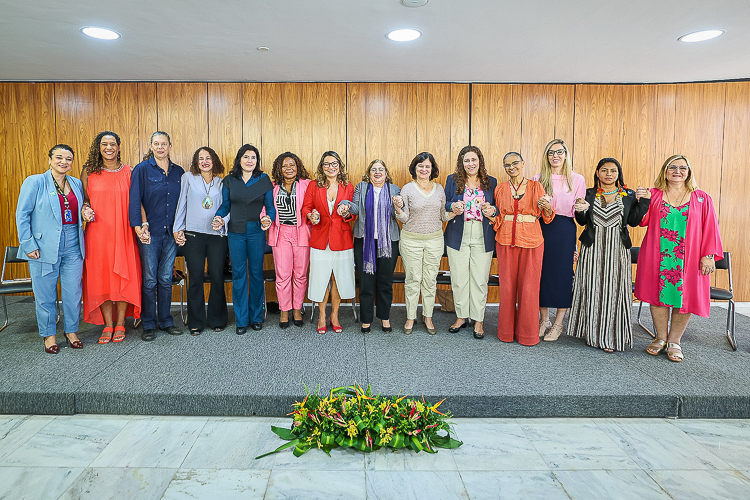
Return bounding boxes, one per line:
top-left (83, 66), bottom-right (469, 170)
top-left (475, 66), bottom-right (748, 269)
top-left (667, 165), bottom-right (689, 172)
top-left (323, 161), bottom-right (340, 168)
top-left (547, 149), bottom-right (566, 157)
top-left (370, 167), bottom-right (386, 173)
top-left (503, 161), bottom-right (521, 169)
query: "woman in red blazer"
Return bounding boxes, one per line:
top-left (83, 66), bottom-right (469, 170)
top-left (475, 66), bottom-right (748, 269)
top-left (301, 151), bottom-right (355, 334)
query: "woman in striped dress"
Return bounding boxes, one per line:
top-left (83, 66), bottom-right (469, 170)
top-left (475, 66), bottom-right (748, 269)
top-left (567, 158), bottom-right (650, 351)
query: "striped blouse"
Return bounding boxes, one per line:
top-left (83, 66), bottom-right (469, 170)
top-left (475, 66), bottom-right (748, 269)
top-left (276, 182), bottom-right (297, 225)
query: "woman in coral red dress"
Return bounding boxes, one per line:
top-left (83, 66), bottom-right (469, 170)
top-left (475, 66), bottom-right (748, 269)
top-left (80, 131), bottom-right (141, 343)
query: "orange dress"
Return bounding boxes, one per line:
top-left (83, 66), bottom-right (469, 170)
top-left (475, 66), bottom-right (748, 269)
top-left (83, 166), bottom-right (141, 324)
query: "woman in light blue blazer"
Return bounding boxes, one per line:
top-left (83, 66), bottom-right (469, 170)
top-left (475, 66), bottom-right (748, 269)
top-left (16, 144), bottom-right (89, 354)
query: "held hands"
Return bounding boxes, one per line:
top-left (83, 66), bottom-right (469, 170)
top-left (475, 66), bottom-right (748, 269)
top-left (174, 230), bottom-right (186, 247)
top-left (700, 256), bottom-right (716, 275)
top-left (481, 202), bottom-right (495, 218)
top-left (26, 250), bottom-right (40, 259)
top-left (337, 203), bottom-right (350, 217)
top-left (212, 216), bottom-right (225, 232)
top-left (392, 195), bottom-right (404, 211)
top-left (137, 225), bottom-right (151, 245)
top-left (635, 186), bottom-right (651, 200)
top-left (81, 205), bottom-right (95, 223)
top-left (537, 195), bottom-right (552, 212)
top-left (308, 209), bottom-right (321, 225)
top-left (260, 215), bottom-right (272, 231)
top-left (451, 201), bottom-right (465, 216)
top-left (573, 197), bottom-right (589, 212)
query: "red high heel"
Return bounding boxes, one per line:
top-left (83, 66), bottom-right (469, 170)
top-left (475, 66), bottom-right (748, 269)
top-left (112, 326), bottom-right (126, 343)
top-left (316, 323), bottom-right (327, 334)
top-left (64, 332), bottom-right (83, 349)
top-left (329, 321), bottom-right (343, 334)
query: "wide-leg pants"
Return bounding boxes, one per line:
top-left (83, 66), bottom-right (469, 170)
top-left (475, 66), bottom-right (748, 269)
top-left (184, 231), bottom-right (228, 330)
top-left (446, 220), bottom-right (493, 322)
top-left (228, 222), bottom-right (266, 327)
top-left (399, 233), bottom-right (443, 320)
top-left (496, 243), bottom-right (544, 346)
top-left (354, 238), bottom-right (399, 324)
top-left (271, 225), bottom-right (310, 311)
top-left (28, 225), bottom-right (83, 337)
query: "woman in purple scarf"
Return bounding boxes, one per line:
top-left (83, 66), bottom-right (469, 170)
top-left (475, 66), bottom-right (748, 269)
top-left (339, 160), bottom-right (401, 333)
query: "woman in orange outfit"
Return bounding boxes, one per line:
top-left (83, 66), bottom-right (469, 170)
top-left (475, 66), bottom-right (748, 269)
top-left (492, 152), bottom-right (554, 345)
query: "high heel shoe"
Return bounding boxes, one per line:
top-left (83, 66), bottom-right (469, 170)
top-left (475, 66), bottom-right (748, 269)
top-left (64, 332), bottom-right (83, 349)
top-left (330, 321), bottom-right (343, 334)
top-left (316, 323), bottom-right (327, 335)
top-left (44, 336), bottom-right (59, 354)
top-left (113, 326), bottom-right (126, 342)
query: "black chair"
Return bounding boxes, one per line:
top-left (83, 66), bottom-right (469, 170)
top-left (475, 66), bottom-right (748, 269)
top-left (0, 246), bottom-right (34, 332)
top-left (632, 246), bottom-right (736, 350)
top-left (711, 251), bottom-right (735, 350)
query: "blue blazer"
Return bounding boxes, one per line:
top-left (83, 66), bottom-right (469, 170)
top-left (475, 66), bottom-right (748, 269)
top-left (443, 174), bottom-right (498, 253)
top-left (16, 170), bottom-right (86, 263)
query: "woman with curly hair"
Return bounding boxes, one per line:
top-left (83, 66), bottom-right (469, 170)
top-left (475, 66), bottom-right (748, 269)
top-left (268, 152), bottom-right (313, 328)
top-left (635, 155), bottom-right (723, 362)
top-left (213, 144), bottom-right (275, 334)
top-left (533, 139), bottom-right (586, 342)
top-left (567, 158), bottom-right (650, 352)
top-left (173, 146), bottom-right (228, 335)
top-left (301, 151), bottom-right (355, 334)
top-left (80, 131), bottom-right (141, 343)
top-left (443, 146), bottom-right (498, 339)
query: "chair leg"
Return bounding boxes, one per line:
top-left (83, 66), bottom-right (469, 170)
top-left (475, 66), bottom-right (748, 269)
top-left (0, 295), bottom-right (8, 332)
top-left (351, 298), bottom-right (358, 322)
top-left (637, 301), bottom-right (655, 338)
top-left (727, 300), bottom-right (737, 351)
top-left (180, 282), bottom-right (187, 325)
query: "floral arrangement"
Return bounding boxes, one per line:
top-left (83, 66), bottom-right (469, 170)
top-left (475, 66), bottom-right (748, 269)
top-left (256, 383), bottom-right (462, 458)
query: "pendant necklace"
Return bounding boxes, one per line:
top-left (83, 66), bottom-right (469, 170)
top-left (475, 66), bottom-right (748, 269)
top-left (510, 177), bottom-right (525, 199)
top-left (202, 174), bottom-right (214, 209)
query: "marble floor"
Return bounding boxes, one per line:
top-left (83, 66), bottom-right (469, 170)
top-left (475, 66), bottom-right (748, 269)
top-left (1, 415), bottom-right (750, 499)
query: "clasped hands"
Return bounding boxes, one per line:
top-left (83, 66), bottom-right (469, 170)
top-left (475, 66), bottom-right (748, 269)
top-left (537, 194), bottom-right (552, 212)
top-left (449, 201), bottom-right (495, 218)
top-left (211, 215), bottom-right (272, 232)
top-left (81, 205), bottom-right (95, 223)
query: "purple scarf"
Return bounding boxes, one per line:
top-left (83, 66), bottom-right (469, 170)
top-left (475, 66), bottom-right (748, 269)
top-left (363, 183), bottom-right (392, 274)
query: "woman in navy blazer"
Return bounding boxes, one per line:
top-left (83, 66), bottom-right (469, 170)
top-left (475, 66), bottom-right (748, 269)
top-left (444, 145), bottom-right (498, 339)
top-left (16, 144), bottom-right (89, 353)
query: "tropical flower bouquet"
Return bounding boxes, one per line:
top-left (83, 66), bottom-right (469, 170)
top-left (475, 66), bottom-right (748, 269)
top-left (256, 383), bottom-right (462, 458)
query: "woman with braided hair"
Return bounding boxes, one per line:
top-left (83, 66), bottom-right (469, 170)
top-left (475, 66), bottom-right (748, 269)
top-left (80, 131), bottom-right (141, 343)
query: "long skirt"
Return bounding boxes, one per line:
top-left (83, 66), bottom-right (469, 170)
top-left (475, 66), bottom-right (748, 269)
top-left (308, 246), bottom-right (355, 302)
top-left (539, 215), bottom-right (576, 308)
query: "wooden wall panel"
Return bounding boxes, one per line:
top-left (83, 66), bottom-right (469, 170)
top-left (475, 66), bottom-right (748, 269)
top-left (156, 83), bottom-right (208, 170)
top-left (717, 83), bottom-right (748, 297)
top-left (208, 83), bottom-right (243, 172)
top-left (416, 83), bottom-right (453, 185)
top-left (136, 83), bottom-right (158, 162)
top-left (554, 85), bottom-right (576, 159)
top-left (242, 83), bottom-right (263, 150)
top-left (471, 84), bottom-right (521, 177)
top-left (519, 84), bottom-right (557, 180)
top-left (654, 84), bottom-right (677, 167)
top-left (573, 85), bottom-right (625, 182)
top-left (450, 84), bottom-right (471, 172)
top-left (309, 83), bottom-right (347, 170)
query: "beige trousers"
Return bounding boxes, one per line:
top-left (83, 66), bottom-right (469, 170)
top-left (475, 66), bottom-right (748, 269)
top-left (399, 232), bottom-right (444, 320)
top-left (446, 220), bottom-right (493, 321)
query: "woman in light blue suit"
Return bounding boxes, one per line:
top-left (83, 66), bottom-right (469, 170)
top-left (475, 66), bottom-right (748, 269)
top-left (16, 144), bottom-right (90, 354)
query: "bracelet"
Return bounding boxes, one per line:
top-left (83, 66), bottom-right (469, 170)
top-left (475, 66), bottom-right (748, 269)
top-left (704, 255), bottom-right (714, 260)
top-left (141, 222), bottom-right (149, 228)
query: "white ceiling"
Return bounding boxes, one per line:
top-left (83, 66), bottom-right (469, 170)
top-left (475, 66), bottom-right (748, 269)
top-left (1, 0), bottom-right (748, 83)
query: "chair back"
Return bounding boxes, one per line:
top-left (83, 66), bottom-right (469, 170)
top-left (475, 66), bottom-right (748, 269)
top-left (2, 246), bottom-right (29, 283)
top-left (630, 246), bottom-right (640, 264)
top-left (715, 251), bottom-right (730, 271)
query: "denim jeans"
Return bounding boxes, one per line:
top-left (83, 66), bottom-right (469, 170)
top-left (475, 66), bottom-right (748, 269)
top-left (139, 232), bottom-right (178, 330)
top-left (227, 222), bottom-right (266, 327)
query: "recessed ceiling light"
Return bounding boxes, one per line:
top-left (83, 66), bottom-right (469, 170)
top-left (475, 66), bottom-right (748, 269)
top-left (678, 30), bottom-right (725, 43)
top-left (80, 26), bottom-right (121, 40)
top-left (257, 46), bottom-right (270, 51)
top-left (400, 0), bottom-right (429, 7)
top-left (387, 29), bottom-right (422, 42)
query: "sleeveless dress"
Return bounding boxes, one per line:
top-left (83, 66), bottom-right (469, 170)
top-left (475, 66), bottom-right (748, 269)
top-left (83, 165), bottom-right (142, 324)
top-left (568, 196), bottom-right (632, 351)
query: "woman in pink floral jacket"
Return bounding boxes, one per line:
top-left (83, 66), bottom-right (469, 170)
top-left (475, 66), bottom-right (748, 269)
top-left (634, 154), bottom-right (723, 362)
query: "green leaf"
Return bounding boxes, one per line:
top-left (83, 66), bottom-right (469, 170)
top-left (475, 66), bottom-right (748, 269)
top-left (389, 433), bottom-right (407, 449)
top-left (255, 438), bottom-right (300, 459)
top-left (320, 432), bottom-right (336, 446)
top-left (293, 442), bottom-right (312, 457)
top-left (432, 434), bottom-right (463, 449)
top-left (271, 426), bottom-right (296, 441)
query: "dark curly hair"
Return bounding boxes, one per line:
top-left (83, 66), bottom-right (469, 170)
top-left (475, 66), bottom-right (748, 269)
top-left (271, 152), bottom-right (310, 185)
top-left (229, 144), bottom-right (262, 180)
top-left (314, 151), bottom-right (349, 187)
top-left (454, 145), bottom-right (491, 193)
top-left (189, 146), bottom-right (224, 175)
top-left (408, 152), bottom-right (439, 180)
top-left (83, 131), bottom-right (121, 175)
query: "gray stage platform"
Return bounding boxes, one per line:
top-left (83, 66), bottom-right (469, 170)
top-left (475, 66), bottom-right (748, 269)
top-left (1, 296), bottom-right (748, 418)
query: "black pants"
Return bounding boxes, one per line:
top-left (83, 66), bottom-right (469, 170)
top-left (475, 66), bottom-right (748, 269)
top-left (354, 238), bottom-right (399, 324)
top-left (184, 231), bottom-right (228, 330)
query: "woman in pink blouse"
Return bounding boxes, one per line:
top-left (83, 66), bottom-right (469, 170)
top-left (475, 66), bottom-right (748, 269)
top-left (533, 139), bottom-right (586, 342)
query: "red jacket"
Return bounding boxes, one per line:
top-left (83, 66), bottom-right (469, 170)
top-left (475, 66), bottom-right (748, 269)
top-left (301, 182), bottom-right (355, 251)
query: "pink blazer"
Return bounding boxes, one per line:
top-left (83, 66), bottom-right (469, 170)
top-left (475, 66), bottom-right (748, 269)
top-left (267, 178), bottom-right (313, 247)
top-left (634, 188), bottom-right (723, 318)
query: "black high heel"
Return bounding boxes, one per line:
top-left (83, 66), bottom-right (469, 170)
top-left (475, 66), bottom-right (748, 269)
top-left (64, 332), bottom-right (83, 349)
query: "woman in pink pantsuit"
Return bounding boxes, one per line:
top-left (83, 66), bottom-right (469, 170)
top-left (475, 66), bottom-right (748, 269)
top-left (268, 152), bottom-right (313, 328)
top-left (634, 154), bottom-right (723, 362)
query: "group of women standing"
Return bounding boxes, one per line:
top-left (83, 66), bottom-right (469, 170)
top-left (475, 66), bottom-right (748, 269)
top-left (16, 134), bottom-right (722, 363)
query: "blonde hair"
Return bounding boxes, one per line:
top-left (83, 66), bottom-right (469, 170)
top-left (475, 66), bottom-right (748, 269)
top-left (654, 154), bottom-right (698, 192)
top-left (539, 139), bottom-right (573, 196)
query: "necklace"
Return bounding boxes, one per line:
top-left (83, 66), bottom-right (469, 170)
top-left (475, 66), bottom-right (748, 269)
top-left (602, 188), bottom-right (618, 195)
top-left (52, 175), bottom-right (73, 222)
top-left (201, 174), bottom-right (214, 209)
top-left (509, 177), bottom-right (525, 199)
top-left (665, 188), bottom-right (688, 208)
